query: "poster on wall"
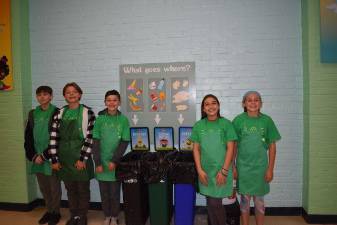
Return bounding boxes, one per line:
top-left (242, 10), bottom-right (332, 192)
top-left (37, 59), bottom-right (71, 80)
top-left (179, 127), bottom-right (193, 151)
top-left (120, 62), bottom-right (196, 146)
top-left (154, 127), bottom-right (174, 151)
top-left (0, 0), bottom-right (13, 91)
top-left (130, 127), bottom-right (150, 151)
top-left (320, 0), bottom-right (337, 63)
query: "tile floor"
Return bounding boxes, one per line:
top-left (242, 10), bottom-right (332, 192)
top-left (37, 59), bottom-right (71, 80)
top-left (1, 207), bottom-right (334, 225)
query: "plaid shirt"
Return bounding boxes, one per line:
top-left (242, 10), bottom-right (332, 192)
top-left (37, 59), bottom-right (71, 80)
top-left (48, 105), bottom-right (95, 164)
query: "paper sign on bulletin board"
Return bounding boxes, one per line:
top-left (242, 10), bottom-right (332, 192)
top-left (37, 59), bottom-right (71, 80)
top-left (0, 0), bottom-right (13, 91)
top-left (120, 62), bottom-right (196, 145)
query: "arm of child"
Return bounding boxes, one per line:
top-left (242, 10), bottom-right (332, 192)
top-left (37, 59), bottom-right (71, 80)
top-left (108, 141), bottom-right (129, 171)
top-left (111, 141), bottom-right (129, 164)
top-left (265, 142), bottom-right (276, 183)
top-left (232, 142), bottom-right (238, 179)
top-left (92, 139), bottom-right (104, 173)
top-left (49, 110), bottom-right (61, 168)
top-left (216, 141), bottom-right (234, 186)
top-left (24, 110), bottom-right (38, 162)
top-left (78, 109), bottom-right (95, 170)
top-left (193, 142), bottom-right (208, 186)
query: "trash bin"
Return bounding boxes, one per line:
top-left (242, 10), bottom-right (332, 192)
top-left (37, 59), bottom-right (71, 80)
top-left (167, 151), bottom-right (197, 225)
top-left (143, 151), bottom-right (173, 225)
top-left (116, 151), bottom-right (149, 225)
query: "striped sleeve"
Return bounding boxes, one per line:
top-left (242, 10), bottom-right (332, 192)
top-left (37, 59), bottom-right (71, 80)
top-left (48, 110), bottom-right (62, 164)
top-left (79, 108), bottom-right (96, 161)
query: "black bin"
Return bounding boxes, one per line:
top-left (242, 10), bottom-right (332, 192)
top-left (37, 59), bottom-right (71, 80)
top-left (116, 151), bottom-right (149, 225)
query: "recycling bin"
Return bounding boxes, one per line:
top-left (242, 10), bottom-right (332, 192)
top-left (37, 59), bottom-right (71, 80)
top-left (116, 151), bottom-right (149, 225)
top-left (143, 152), bottom-right (173, 225)
top-left (167, 151), bottom-right (197, 225)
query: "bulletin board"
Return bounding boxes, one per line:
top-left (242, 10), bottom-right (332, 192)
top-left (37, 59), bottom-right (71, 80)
top-left (120, 62), bottom-right (196, 146)
top-left (0, 0), bottom-right (13, 91)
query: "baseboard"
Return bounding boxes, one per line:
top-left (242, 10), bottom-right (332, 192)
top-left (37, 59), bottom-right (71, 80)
top-left (195, 206), bottom-right (302, 216)
top-left (264, 207), bottom-right (302, 216)
top-left (1, 200), bottom-right (336, 224)
top-left (0, 199), bottom-right (43, 212)
top-left (302, 209), bottom-right (337, 224)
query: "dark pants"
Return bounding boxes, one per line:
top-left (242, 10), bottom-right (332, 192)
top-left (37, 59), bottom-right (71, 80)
top-left (63, 180), bottom-right (90, 217)
top-left (36, 173), bottom-right (61, 213)
top-left (98, 180), bottom-right (121, 217)
top-left (206, 196), bottom-right (226, 225)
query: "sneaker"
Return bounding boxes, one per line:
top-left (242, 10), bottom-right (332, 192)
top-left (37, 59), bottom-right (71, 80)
top-left (66, 216), bottom-right (80, 225)
top-left (77, 216), bottom-right (87, 225)
top-left (103, 217), bottom-right (110, 225)
top-left (38, 212), bottom-right (51, 224)
top-left (48, 212), bottom-right (61, 225)
top-left (110, 217), bottom-right (118, 225)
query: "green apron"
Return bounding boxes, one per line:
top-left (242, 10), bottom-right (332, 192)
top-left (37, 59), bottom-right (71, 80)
top-left (199, 120), bottom-right (233, 198)
top-left (31, 105), bottom-right (55, 175)
top-left (96, 115), bottom-right (121, 181)
top-left (237, 130), bottom-right (269, 196)
top-left (57, 107), bottom-right (94, 181)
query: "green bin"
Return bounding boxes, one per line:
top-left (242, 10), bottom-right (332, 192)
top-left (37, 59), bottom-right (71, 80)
top-left (148, 181), bottom-right (173, 225)
top-left (143, 152), bottom-right (173, 225)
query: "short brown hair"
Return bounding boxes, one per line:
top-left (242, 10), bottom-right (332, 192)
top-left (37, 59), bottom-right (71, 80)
top-left (63, 82), bottom-right (83, 96)
top-left (105, 90), bottom-right (121, 101)
top-left (36, 86), bottom-right (53, 95)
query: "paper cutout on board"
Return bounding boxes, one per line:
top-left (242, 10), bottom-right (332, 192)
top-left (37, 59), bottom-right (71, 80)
top-left (171, 77), bottom-right (190, 112)
top-left (148, 78), bottom-right (166, 112)
top-left (126, 79), bottom-right (144, 112)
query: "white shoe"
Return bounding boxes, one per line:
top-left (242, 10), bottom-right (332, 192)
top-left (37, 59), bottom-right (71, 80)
top-left (103, 217), bottom-right (110, 225)
top-left (110, 217), bottom-right (118, 225)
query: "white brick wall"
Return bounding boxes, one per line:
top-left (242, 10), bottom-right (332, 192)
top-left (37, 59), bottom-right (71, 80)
top-left (30, 0), bottom-right (302, 206)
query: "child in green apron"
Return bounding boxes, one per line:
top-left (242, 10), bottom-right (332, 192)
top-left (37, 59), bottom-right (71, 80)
top-left (49, 82), bottom-right (95, 225)
top-left (24, 86), bottom-right (61, 225)
top-left (232, 91), bottom-right (281, 225)
top-left (190, 94), bottom-right (237, 225)
top-left (92, 90), bottom-right (130, 225)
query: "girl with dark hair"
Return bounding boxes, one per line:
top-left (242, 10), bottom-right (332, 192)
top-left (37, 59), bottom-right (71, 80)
top-left (190, 94), bottom-right (237, 225)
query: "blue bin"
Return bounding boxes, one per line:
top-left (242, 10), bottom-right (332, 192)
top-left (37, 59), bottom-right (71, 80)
top-left (174, 184), bottom-right (196, 225)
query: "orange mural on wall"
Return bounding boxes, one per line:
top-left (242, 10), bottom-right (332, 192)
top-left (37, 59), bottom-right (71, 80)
top-left (0, 0), bottom-right (13, 91)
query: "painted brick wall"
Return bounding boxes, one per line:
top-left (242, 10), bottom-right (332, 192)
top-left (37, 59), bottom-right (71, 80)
top-left (29, 0), bottom-right (302, 206)
top-left (0, 0), bottom-right (35, 203)
top-left (302, 0), bottom-right (337, 215)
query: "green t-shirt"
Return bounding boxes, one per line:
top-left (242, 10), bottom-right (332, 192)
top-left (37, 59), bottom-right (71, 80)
top-left (190, 117), bottom-right (237, 198)
top-left (62, 107), bottom-right (80, 121)
top-left (191, 117), bottom-right (238, 160)
top-left (93, 112), bottom-right (130, 181)
top-left (31, 104), bottom-right (56, 175)
top-left (232, 112), bottom-right (281, 147)
top-left (93, 113), bottom-right (130, 141)
top-left (232, 112), bottom-right (281, 195)
top-left (62, 106), bottom-right (84, 139)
